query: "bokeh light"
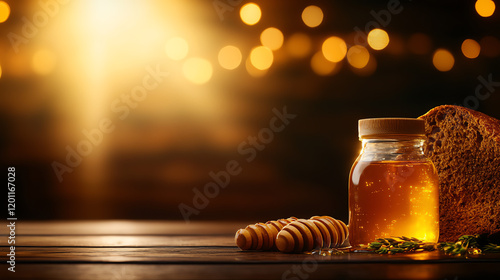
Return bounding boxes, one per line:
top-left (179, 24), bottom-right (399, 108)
top-left (32, 49), bottom-right (57, 75)
top-left (347, 45), bottom-right (370, 69)
top-left (182, 57), bottom-right (213, 84)
top-left (480, 36), bottom-right (500, 57)
top-left (408, 33), bottom-right (433, 55)
top-left (240, 3), bottom-right (261, 25)
top-left (218, 45), bottom-right (242, 70)
top-left (286, 33), bottom-right (312, 58)
top-left (0, 64), bottom-right (2, 79)
top-left (475, 0), bottom-right (496, 17)
top-left (367, 29), bottom-right (390, 50)
top-left (302, 5), bottom-right (323, 28)
top-left (351, 55), bottom-right (377, 76)
top-left (310, 51), bottom-right (340, 76)
top-left (250, 46), bottom-right (273, 70)
top-left (322, 36), bottom-right (347, 62)
top-left (246, 56), bottom-right (268, 77)
top-left (165, 37), bottom-right (189, 61)
top-left (0, 1), bottom-right (10, 23)
top-left (260, 27), bottom-right (284, 50)
top-left (432, 49), bottom-right (454, 72)
top-left (461, 39), bottom-right (481, 59)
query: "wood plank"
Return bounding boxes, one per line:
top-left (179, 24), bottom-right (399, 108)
top-left (2, 247), bottom-right (500, 263)
top-left (0, 235), bottom-right (235, 247)
top-left (1, 263), bottom-right (499, 280)
top-left (0, 220), bottom-right (250, 236)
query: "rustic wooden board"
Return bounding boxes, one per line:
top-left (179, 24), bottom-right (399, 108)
top-left (0, 235), bottom-right (235, 247)
top-left (2, 247), bottom-right (500, 264)
top-left (2, 221), bottom-right (500, 280)
top-left (0, 220), bottom-right (249, 235)
top-left (1, 263), bottom-right (499, 280)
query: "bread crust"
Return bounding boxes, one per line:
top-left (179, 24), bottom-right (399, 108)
top-left (420, 105), bottom-right (500, 143)
top-left (419, 105), bottom-right (500, 242)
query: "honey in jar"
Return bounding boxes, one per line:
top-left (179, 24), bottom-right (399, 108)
top-left (348, 118), bottom-right (439, 248)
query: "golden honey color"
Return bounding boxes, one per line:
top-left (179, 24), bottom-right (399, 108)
top-left (349, 160), bottom-right (439, 247)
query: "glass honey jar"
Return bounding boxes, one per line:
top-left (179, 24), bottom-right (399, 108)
top-left (348, 118), bottom-right (439, 248)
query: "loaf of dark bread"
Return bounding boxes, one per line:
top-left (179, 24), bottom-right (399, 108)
top-left (419, 105), bottom-right (500, 242)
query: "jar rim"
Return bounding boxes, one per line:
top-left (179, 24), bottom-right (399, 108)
top-left (360, 134), bottom-right (426, 140)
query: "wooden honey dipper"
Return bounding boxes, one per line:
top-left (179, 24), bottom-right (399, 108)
top-left (276, 216), bottom-right (349, 253)
top-left (235, 217), bottom-right (298, 250)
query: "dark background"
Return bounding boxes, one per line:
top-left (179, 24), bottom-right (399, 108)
top-left (1, 0), bottom-right (499, 223)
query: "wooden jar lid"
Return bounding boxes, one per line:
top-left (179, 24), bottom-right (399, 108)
top-left (358, 118), bottom-right (425, 139)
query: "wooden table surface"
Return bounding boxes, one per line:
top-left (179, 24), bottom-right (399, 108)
top-left (1, 220), bottom-right (500, 279)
